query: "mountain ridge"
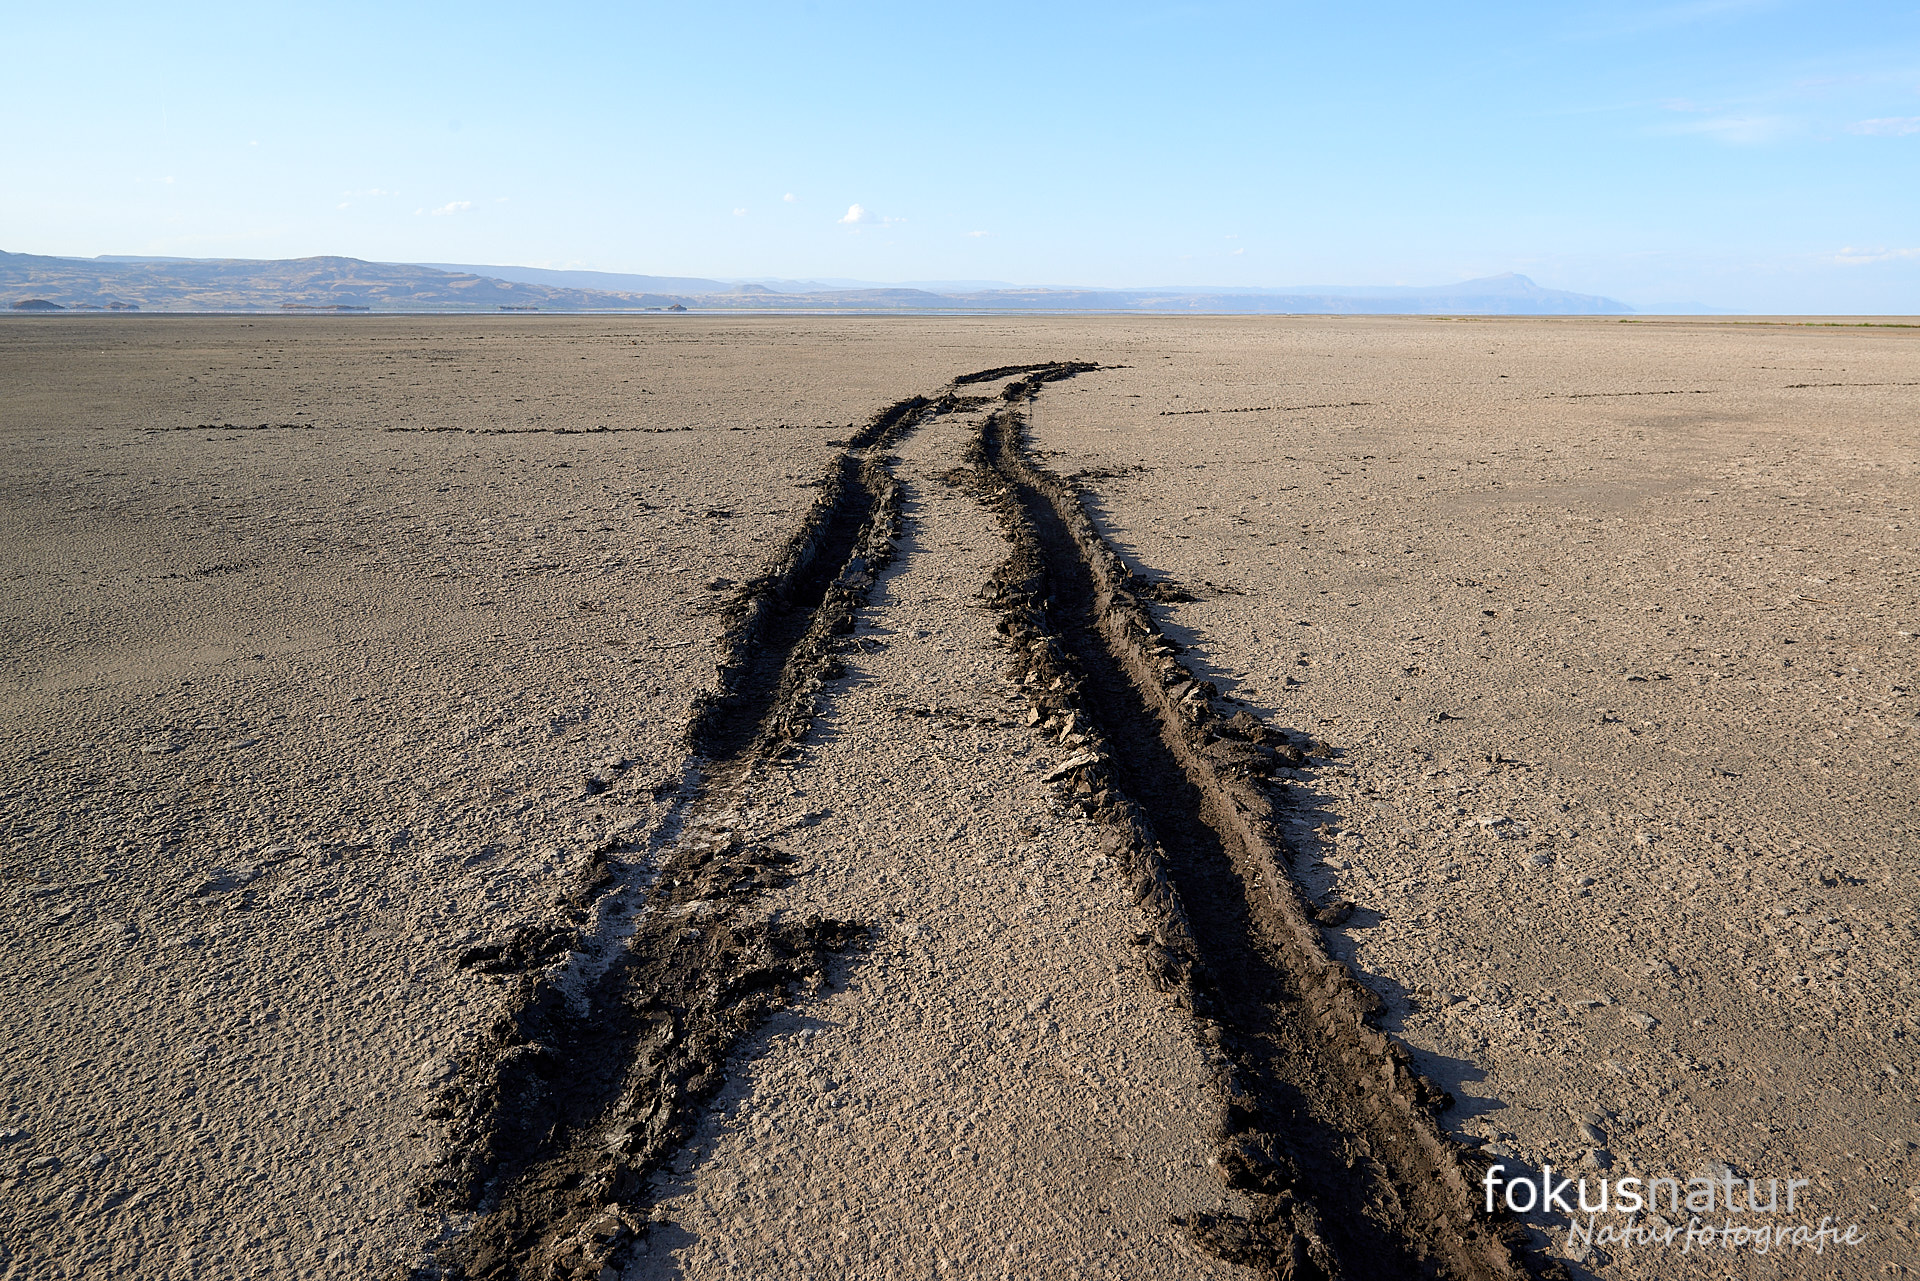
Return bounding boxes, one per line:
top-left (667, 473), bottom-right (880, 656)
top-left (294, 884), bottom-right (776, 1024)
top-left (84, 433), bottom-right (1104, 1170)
top-left (2, 251), bottom-right (1637, 315)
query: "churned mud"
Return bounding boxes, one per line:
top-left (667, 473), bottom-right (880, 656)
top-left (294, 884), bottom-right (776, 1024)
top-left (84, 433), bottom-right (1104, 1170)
top-left (411, 363), bottom-right (1561, 1280)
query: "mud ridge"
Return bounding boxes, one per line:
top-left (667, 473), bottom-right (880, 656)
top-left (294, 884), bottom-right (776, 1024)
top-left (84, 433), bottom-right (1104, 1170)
top-left (418, 817), bottom-right (868, 1280)
top-left (414, 393), bottom-right (949, 1280)
top-left (686, 394), bottom-right (933, 760)
top-left (966, 374), bottom-right (1561, 1281)
top-left (949, 362), bottom-right (1066, 386)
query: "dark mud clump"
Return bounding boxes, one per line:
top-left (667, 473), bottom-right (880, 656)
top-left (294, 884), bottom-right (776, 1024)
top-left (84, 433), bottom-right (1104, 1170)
top-left (423, 827), bottom-right (865, 1280)
top-left (949, 362), bottom-right (1063, 386)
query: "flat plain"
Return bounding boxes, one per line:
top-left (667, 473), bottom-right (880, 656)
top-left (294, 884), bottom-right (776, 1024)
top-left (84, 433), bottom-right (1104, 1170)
top-left (1, 314), bottom-right (1914, 1281)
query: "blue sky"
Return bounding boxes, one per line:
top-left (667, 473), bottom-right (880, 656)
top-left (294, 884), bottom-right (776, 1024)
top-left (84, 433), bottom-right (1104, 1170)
top-left (3, 1), bottom-right (1917, 311)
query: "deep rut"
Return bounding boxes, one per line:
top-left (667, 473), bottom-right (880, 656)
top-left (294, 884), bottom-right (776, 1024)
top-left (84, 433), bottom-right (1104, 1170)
top-left (413, 366), bottom-right (1557, 1281)
top-left (967, 373), bottom-right (1561, 1280)
top-left (414, 394), bottom-right (939, 1281)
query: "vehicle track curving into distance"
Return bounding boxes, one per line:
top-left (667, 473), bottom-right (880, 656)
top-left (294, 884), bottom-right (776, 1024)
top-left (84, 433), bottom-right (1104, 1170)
top-left (410, 364), bottom-right (1563, 1281)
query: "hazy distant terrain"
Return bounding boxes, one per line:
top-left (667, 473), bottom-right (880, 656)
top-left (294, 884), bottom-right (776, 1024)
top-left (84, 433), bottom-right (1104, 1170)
top-left (418, 262), bottom-right (734, 295)
top-left (4, 250), bottom-right (1636, 314)
top-left (0, 252), bottom-right (683, 312)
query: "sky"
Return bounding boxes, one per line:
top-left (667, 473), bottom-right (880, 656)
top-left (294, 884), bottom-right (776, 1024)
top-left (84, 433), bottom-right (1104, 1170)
top-left (3, 1), bottom-right (1918, 312)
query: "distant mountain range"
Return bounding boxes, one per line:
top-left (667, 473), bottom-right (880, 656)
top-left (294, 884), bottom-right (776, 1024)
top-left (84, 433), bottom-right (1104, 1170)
top-left (423, 265), bottom-right (1029, 295)
top-left (2, 251), bottom-right (1638, 315)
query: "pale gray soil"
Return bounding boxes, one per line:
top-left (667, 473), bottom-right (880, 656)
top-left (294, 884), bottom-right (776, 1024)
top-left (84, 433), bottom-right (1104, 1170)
top-left (0, 321), bottom-right (833, 1278)
top-left (2, 315), bottom-right (1915, 1280)
top-left (1030, 317), bottom-right (1920, 1278)
top-left (0, 320), bottom-right (1153, 1280)
top-left (0, 318), bottom-right (1025, 1278)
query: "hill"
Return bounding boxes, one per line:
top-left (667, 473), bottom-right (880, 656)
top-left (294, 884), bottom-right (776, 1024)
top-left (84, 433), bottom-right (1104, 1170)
top-left (1, 253), bottom-right (1635, 315)
top-left (0, 252), bottom-right (682, 312)
top-left (417, 263), bottom-right (732, 295)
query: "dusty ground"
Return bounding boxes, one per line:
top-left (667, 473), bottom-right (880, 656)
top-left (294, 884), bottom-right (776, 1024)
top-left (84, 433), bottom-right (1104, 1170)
top-left (0, 319), bottom-right (1208, 1280)
top-left (1, 314), bottom-right (1914, 1280)
top-left (1031, 317), bottom-right (1920, 1278)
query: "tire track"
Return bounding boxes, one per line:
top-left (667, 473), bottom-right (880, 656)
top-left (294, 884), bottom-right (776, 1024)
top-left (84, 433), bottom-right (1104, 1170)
top-left (413, 393), bottom-right (946, 1281)
top-left (964, 369), bottom-right (1560, 1281)
top-left (687, 393), bottom-right (932, 760)
top-left (411, 365), bottom-right (1556, 1281)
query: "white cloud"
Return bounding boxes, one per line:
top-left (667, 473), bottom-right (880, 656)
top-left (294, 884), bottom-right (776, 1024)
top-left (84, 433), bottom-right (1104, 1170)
top-left (1834, 246), bottom-right (1920, 264)
top-left (965, 230), bottom-right (990, 238)
top-left (343, 187), bottom-right (394, 197)
top-left (837, 203), bottom-right (901, 232)
top-left (428, 201), bottom-right (473, 216)
top-left (337, 202), bottom-right (350, 210)
top-left (733, 207), bottom-right (748, 216)
top-left (783, 192), bottom-right (797, 203)
top-left (1847, 116), bottom-right (1920, 136)
top-left (1231, 247), bottom-right (1245, 256)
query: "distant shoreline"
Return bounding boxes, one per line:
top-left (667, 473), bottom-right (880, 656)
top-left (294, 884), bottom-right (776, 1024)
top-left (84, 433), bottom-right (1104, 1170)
top-left (11, 309), bottom-right (1920, 322)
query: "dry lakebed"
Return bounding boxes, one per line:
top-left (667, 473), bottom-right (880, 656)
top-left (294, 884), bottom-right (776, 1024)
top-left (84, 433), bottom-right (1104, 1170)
top-left (1, 314), bottom-right (1916, 1280)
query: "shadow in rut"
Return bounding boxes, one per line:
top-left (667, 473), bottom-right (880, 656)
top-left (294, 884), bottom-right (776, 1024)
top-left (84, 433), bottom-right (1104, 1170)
top-left (1004, 454), bottom-right (1439, 1278)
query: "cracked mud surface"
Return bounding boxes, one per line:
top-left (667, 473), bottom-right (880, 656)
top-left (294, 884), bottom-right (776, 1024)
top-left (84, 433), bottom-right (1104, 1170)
top-left (3, 315), bottom-right (1915, 1280)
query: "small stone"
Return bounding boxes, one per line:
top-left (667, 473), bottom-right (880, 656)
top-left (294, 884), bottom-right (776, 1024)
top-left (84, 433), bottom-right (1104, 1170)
top-left (1315, 900), bottom-right (1354, 927)
top-left (1043, 754), bottom-right (1098, 783)
top-left (413, 1056), bottom-right (457, 1089)
top-left (703, 577), bottom-right (734, 591)
top-left (1582, 1148), bottom-right (1612, 1169)
top-left (1577, 1121), bottom-right (1606, 1144)
top-left (1623, 1011), bottom-right (1658, 1031)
